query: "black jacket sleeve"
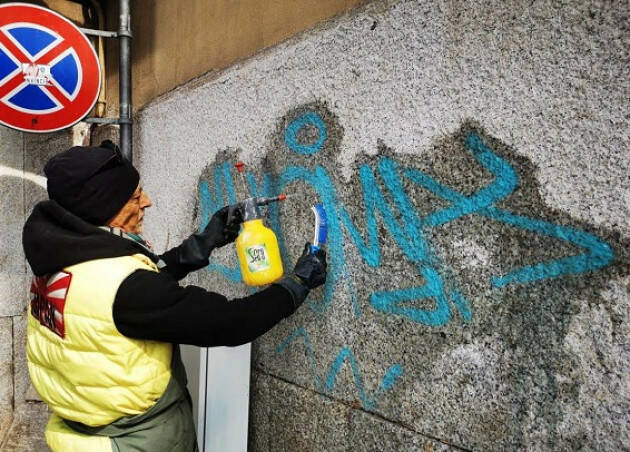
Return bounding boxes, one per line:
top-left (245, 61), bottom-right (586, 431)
top-left (158, 246), bottom-right (201, 281)
top-left (113, 269), bottom-right (296, 347)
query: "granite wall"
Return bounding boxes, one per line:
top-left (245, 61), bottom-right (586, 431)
top-left (132, 0), bottom-right (628, 450)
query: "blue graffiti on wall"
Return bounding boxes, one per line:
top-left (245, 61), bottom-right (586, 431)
top-left (198, 111), bottom-right (614, 409)
top-left (276, 327), bottom-right (403, 410)
top-left (199, 112), bottom-right (614, 327)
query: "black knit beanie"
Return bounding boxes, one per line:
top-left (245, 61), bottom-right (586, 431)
top-left (44, 140), bottom-right (140, 224)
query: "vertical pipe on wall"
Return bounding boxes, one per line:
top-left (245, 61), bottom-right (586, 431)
top-left (118, 0), bottom-right (132, 160)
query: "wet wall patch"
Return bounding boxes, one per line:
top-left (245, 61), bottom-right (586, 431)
top-left (194, 101), bottom-right (628, 449)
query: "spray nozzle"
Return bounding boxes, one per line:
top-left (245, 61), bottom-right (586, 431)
top-left (234, 162), bottom-right (289, 221)
top-left (238, 195), bottom-right (288, 221)
top-left (256, 194), bottom-right (287, 206)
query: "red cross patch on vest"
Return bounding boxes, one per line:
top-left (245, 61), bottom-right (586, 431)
top-left (30, 271), bottom-right (72, 338)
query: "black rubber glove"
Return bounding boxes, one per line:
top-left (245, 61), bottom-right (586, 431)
top-left (203, 205), bottom-right (243, 249)
top-left (163, 205), bottom-right (243, 273)
top-left (276, 242), bottom-right (327, 311)
top-left (294, 242), bottom-right (327, 289)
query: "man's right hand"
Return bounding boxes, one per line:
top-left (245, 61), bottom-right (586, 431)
top-left (293, 242), bottom-right (327, 289)
top-left (275, 242), bottom-right (327, 311)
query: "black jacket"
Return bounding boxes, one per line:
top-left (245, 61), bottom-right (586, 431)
top-left (23, 200), bottom-right (295, 346)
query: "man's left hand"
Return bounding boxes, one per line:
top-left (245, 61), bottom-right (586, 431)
top-left (164, 204), bottom-right (242, 273)
top-left (204, 205), bottom-right (243, 249)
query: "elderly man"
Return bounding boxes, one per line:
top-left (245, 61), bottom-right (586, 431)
top-left (22, 140), bottom-right (326, 451)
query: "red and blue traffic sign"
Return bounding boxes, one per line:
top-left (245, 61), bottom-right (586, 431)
top-left (0, 3), bottom-right (100, 132)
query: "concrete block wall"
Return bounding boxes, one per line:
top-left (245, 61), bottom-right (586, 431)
top-left (0, 125), bottom-right (89, 450)
top-left (0, 127), bottom-right (22, 443)
top-left (135, 0), bottom-right (628, 450)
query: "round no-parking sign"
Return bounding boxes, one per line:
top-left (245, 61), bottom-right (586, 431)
top-left (0, 3), bottom-right (100, 133)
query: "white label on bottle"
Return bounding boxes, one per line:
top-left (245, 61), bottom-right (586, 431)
top-left (246, 244), bottom-right (270, 272)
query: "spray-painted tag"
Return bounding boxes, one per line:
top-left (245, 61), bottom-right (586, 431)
top-left (21, 63), bottom-right (52, 86)
top-left (246, 244), bottom-right (270, 272)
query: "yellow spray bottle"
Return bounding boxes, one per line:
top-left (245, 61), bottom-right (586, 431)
top-left (234, 162), bottom-right (286, 286)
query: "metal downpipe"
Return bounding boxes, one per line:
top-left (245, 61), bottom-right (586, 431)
top-left (118, 0), bottom-right (132, 161)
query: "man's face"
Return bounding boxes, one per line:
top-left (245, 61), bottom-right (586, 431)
top-left (107, 183), bottom-right (152, 234)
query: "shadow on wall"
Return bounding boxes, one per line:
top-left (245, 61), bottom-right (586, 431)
top-left (194, 102), bottom-right (628, 436)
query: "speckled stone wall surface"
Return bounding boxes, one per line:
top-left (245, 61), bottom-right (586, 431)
top-left (135, 0), bottom-right (629, 450)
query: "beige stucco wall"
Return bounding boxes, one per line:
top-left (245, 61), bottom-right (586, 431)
top-left (0, 0), bottom-right (364, 116)
top-left (104, 0), bottom-right (365, 115)
top-left (0, 0), bottom-right (85, 23)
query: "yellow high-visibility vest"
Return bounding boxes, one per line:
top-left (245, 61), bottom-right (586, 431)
top-left (26, 254), bottom-right (172, 432)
